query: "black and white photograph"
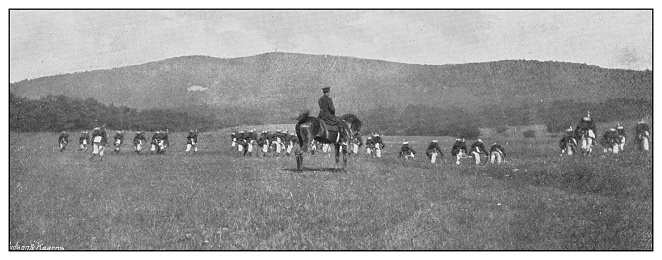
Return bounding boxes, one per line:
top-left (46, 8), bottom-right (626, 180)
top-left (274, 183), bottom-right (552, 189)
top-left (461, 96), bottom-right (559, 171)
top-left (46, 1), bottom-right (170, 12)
top-left (7, 6), bottom-right (654, 252)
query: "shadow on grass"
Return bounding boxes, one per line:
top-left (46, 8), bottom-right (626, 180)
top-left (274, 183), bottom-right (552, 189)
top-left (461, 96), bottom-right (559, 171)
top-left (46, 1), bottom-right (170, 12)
top-left (283, 167), bottom-right (347, 173)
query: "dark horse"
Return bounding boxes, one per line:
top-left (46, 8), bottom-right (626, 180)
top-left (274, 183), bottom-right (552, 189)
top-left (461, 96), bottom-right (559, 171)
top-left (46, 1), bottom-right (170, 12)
top-left (295, 111), bottom-right (362, 170)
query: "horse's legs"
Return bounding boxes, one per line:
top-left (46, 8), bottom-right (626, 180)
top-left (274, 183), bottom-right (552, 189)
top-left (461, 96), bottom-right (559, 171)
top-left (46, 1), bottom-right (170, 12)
top-left (342, 143), bottom-right (348, 168)
top-left (335, 144), bottom-right (340, 164)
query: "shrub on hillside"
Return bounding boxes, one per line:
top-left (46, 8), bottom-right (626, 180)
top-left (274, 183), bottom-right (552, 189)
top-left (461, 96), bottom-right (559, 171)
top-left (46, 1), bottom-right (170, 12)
top-left (455, 126), bottom-right (482, 140)
top-left (523, 129), bottom-right (536, 138)
top-left (495, 125), bottom-right (509, 134)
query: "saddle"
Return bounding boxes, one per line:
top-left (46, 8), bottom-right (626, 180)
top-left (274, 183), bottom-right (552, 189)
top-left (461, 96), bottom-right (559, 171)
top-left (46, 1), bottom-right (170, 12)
top-left (316, 120), bottom-right (341, 143)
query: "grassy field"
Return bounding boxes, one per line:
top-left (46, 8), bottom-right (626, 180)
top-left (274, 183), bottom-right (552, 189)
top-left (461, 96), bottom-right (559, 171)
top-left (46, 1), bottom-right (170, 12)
top-left (9, 127), bottom-right (652, 250)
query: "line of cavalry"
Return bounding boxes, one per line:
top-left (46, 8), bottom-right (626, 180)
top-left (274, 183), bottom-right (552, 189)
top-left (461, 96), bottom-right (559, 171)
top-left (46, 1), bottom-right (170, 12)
top-left (53, 87), bottom-right (651, 170)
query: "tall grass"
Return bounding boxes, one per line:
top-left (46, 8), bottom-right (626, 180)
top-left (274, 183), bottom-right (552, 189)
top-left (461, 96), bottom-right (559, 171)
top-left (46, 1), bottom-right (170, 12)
top-left (9, 131), bottom-right (652, 250)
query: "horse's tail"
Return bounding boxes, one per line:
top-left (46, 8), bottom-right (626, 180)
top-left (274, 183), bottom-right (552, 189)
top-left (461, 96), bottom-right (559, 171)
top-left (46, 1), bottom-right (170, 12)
top-left (296, 110), bottom-right (311, 124)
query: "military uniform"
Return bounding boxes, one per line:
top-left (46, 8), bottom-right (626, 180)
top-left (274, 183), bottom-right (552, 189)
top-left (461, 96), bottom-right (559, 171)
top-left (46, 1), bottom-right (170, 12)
top-left (635, 121), bottom-right (650, 151)
top-left (574, 116), bottom-right (597, 140)
top-left (185, 130), bottom-right (199, 154)
top-left (365, 137), bottom-right (375, 157)
top-left (451, 139), bottom-right (468, 165)
top-left (244, 129), bottom-right (257, 156)
top-left (236, 131), bottom-right (245, 153)
top-left (399, 142), bottom-right (416, 159)
top-left (58, 131), bottom-right (69, 152)
top-left (372, 134), bottom-right (385, 158)
top-left (258, 131), bottom-right (271, 156)
top-left (79, 131), bottom-right (90, 151)
top-left (90, 126), bottom-right (108, 161)
top-left (559, 127), bottom-right (577, 155)
top-left (284, 131), bottom-right (296, 156)
top-left (616, 124), bottom-right (626, 151)
top-left (231, 131), bottom-right (237, 148)
top-left (470, 140), bottom-right (489, 165)
top-left (150, 131), bottom-right (162, 155)
top-left (271, 130), bottom-right (284, 155)
top-left (489, 143), bottom-right (506, 164)
top-left (349, 135), bottom-right (363, 155)
top-left (113, 131), bottom-right (124, 153)
top-left (426, 141), bottom-right (443, 164)
top-left (318, 87), bottom-right (350, 144)
top-left (600, 128), bottom-right (621, 154)
top-left (133, 131), bottom-right (147, 153)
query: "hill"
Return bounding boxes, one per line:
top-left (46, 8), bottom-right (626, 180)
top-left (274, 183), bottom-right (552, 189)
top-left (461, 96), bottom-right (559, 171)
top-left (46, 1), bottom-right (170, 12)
top-left (10, 52), bottom-right (653, 118)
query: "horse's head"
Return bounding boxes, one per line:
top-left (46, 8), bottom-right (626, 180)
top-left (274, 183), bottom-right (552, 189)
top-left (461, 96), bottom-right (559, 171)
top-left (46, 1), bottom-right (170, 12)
top-left (340, 114), bottom-right (362, 138)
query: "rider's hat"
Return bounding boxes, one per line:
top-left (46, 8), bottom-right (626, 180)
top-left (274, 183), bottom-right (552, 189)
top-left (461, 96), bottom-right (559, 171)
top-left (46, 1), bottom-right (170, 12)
top-left (403, 141), bottom-right (409, 144)
top-left (610, 128), bottom-right (617, 131)
top-left (477, 139), bottom-right (482, 143)
top-left (432, 140), bottom-right (438, 142)
top-left (322, 87), bottom-right (331, 93)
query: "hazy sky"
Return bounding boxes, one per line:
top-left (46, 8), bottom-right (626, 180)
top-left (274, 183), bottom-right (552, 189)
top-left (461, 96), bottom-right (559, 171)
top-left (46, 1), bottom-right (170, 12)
top-left (9, 10), bottom-right (652, 82)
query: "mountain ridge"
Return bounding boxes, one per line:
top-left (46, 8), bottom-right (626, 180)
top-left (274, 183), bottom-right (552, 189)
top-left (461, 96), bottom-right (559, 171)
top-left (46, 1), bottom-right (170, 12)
top-left (10, 52), bottom-right (652, 116)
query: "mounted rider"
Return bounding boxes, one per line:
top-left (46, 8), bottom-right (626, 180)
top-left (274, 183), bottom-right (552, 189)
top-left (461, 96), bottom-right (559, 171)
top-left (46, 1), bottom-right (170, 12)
top-left (318, 87), bottom-right (351, 145)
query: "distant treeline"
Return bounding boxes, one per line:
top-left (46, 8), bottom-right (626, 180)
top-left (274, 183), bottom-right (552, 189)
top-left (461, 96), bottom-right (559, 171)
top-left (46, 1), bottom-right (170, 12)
top-left (9, 93), bottom-right (275, 132)
top-left (359, 98), bottom-right (652, 138)
top-left (10, 92), bottom-right (651, 136)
